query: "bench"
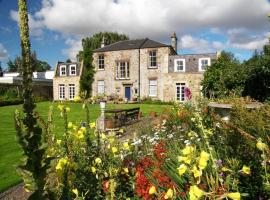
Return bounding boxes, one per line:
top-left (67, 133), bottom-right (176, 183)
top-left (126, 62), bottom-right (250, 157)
top-left (105, 107), bottom-right (140, 127)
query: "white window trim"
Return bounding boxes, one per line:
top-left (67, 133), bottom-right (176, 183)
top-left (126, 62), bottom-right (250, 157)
top-left (98, 55), bottom-right (105, 70)
top-left (116, 61), bottom-right (130, 80)
top-left (97, 80), bottom-right (105, 94)
top-left (198, 58), bottom-right (211, 72)
top-left (148, 50), bottom-right (157, 68)
top-left (60, 65), bottom-right (66, 76)
top-left (68, 84), bottom-right (75, 100)
top-left (175, 82), bottom-right (187, 102)
top-left (149, 79), bottom-right (157, 97)
top-left (59, 84), bottom-right (65, 100)
top-left (69, 64), bottom-right (76, 76)
top-left (174, 59), bottom-right (186, 72)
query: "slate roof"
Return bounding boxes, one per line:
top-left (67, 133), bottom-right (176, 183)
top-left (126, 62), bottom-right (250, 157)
top-left (55, 62), bottom-right (82, 77)
top-left (94, 38), bottom-right (172, 52)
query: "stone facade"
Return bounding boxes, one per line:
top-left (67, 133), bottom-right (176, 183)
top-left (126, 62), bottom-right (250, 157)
top-left (92, 38), bottom-right (217, 102)
top-left (92, 46), bottom-right (174, 100)
top-left (53, 62), bottom-right (82, 101)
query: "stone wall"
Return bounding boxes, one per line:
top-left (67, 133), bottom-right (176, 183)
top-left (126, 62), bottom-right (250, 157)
top-left (53, 76), bottom-right (80, 100)
top-left (163, 73), bottom-right (204, 102)
top-left (92, 47), bottom-right (171, 100)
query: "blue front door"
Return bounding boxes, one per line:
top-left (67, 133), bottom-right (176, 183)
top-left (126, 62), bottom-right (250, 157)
top-left (125, 87), bottom-right (131, 101)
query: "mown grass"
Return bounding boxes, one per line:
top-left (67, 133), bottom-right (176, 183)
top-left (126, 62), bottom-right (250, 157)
top-left (0, 101), bottom-right (171, 192)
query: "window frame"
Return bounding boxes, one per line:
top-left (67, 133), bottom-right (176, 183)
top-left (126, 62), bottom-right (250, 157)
top-left (97, 80), bottom-right (105, 94)
top-left (198, 58), bottom-right (211, 72)
top-left (116, 61), bottom-right (130, 80)
top-left (60, 65), bottom-right (66, 76)
top-left (68, 84), bottom-right (75, 100)
top-left (149, 79), bottom-right (157, 97)
top-left (148, 50), bottom-right (157, 68)
top-left (69, 64), bottom-right (76, 76)
top-left (174, 59), bottom-right (186, 72)
top-left (59, 84), bottom-right (65, 100)
top-left (98, 54), bottom-right (105, 70)
top-left (176, 82), bottom-right (186, 102)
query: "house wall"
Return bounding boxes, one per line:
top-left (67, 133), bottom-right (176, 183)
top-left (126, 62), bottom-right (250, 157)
top-left (53, 76), bottom-right (80, 100)
top-left (163, 73), bottom-right (204, 102)
top-left (92, 47), bottom-right (171, 100)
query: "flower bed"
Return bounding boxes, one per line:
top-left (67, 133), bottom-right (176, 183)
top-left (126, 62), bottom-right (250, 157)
top-left (16, 101), bottom-right (270, 199)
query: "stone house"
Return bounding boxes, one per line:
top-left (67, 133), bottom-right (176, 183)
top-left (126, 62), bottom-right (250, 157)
top-left (92, 33), bottom-right (217, 102)
top-left (53, 61), bottom-right (82, 100)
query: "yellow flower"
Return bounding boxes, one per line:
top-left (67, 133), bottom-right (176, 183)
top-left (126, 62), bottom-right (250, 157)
top-left (191, 166), bottom-right (202, 178)
top-left (242, 165), bottom-right (250, 175)
top-left (164, 188), bottom-right (173, 199)
top-left (123, 142), bottom-right (130, 150)
top-left (222, 167), bottom-right (230, 172)
top-left (72, 188), bottom-right (79, 196)
top-left (91, 166), bottom-right (96, 173)
top-left (90, 122), bottom-right (96, 129)
top-left (148, 185), bottom-right (157, 195)
top-left (227, 192), bottom-right (241, 200)
top-left (119, 128), bottom-right (124, 134)
top-left (57, 104), bottom-right (64, 111)
top-left (200, 151), bottom-right (210, 160)
top-left (112, 147), bottom-right (118, 154)
top-left (182, 146), bottom-right (194, 155)
top-left (73, 125), bottom-right (78, 130)
top-left (256, 138), bottom-right (267, 151)
top-left (178, 164), bottom-right (187, 176)
top-left (56, 158), bottom-right (68, 171)
top-left (66, 107), bottom-right (70, 112)
top-left (198, 151), bottom-right (210, 170)
top-left (80, 126), bottom-right (86, 133)
top-left (95, 157), bottom-right (102, 165)
top-left (101, 133), bottom-right (107, 140)
top-left (178, 156), bottom-right (191, 164)
top-left (68, 122), bottom-right (73, 129)
top-left (189, 185), bottom-right (204, 200)
top-left (56, 139), bottom-right (61, 145)
top-left (123, 167), bottom-right (129, 174)
top-left (76, 130), bottom-right (84, 139)
top-left (74, 96), bottom-right (81, 102)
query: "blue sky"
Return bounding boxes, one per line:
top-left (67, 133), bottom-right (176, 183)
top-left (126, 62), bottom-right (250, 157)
top-left (0, 0), bottom-right (269, 70)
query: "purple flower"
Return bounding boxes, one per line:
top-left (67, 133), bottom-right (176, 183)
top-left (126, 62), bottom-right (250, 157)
top-left (216, 159), bottom-right (223, 168)
top-left (184, 87), bottom-right (192, 100)
top-left (219, 172), bottom-right (225, 177)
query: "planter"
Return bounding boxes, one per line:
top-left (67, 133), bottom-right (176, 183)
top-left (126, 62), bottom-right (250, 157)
top-left (149, 111), bottom-right (157, 118)
top-left (105, 118), bottom-right (115, 129)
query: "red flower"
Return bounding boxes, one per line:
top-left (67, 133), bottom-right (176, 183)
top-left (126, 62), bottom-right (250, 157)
top-left (102, 180), bottom-right (110, 193)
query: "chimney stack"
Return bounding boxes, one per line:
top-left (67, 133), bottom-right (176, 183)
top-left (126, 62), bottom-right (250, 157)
top-left (101, 36), bottom-right (105, 48)
top-left (171, 32), bottom-right (178, 53)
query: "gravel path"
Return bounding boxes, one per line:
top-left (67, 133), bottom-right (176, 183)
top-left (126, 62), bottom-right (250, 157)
top-left (0, 183), bottom-right (30, 200)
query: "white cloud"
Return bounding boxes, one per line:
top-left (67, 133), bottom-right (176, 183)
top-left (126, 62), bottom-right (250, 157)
top-left (35, 0), bottom-right (269, 38)
top-left (61, 38), bottom-right (82, 61)
top-left (30, 0), bottom-right (270, 56)
top-left (0, 43), bottom-right (8, 60)
top-left (10, 10), bottom-right (44, 37)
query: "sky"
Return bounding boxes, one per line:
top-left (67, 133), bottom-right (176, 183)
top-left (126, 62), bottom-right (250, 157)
top-left (0, 0), bottom-right (269, 70)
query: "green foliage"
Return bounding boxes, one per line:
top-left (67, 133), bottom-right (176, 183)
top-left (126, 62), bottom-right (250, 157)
top-left (15, 0), bottom-right (49, 199)
top-left (202, 51), bottom-right (247, 98)
top-left (78, 32), bottom-right (129, 98)
top-left (7, 51), bottom-right (51, 73)
top-left (202, 47), bottom-right (270, 101)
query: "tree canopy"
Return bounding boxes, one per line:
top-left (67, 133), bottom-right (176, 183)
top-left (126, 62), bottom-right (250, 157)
top-left (7, 51), bottom-right (51, 73)
top-left (202, 46), bottom-right (270, 101)
top-left (78, 32), bottom-right (129, 98)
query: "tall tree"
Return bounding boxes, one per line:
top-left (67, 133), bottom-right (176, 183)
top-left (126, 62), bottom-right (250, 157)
top-left (15, 0), bottom-right (48, 198)
top-left (78, 32), bottom-right (129, 98)
top-left (7, 51), bottom-right (51, 73)
top-left (201, 51), bottom-right (247, 98)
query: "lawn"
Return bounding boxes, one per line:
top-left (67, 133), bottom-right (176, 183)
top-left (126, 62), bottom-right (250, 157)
top-left (0, 101), bottom-right (171, 192)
